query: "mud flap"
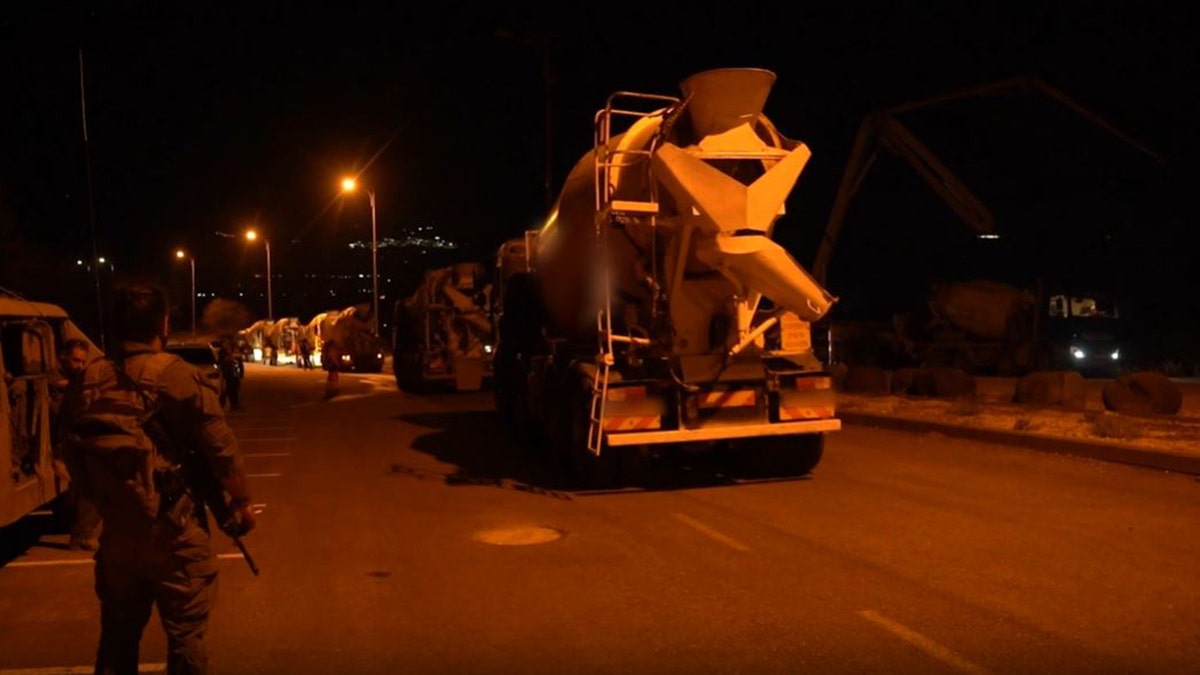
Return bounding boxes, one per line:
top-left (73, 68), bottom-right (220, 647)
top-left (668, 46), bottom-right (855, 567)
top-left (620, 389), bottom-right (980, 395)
top-left (454, 356), bottom-right (485, 391)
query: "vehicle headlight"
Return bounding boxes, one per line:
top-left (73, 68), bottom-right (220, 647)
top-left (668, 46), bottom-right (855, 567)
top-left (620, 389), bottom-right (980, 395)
top-left (1071, 346), bottom-right (1085, 360)
top-left (484, 344), bottom-right (494, 354)
top-left (1111, 349), bottom-right (1120, 360)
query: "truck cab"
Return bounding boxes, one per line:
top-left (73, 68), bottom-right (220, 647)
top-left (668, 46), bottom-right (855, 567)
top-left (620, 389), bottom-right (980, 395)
top-left (1044, 292), bottom-right (1125, 376)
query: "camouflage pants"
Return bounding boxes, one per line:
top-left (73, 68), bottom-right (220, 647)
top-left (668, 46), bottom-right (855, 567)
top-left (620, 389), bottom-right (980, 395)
top-left (93, 519), bottom-right (218, 675)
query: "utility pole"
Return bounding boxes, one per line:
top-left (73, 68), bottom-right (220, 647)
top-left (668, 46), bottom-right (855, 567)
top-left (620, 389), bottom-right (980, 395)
top-left (79, 49), bottom-right (105, 349)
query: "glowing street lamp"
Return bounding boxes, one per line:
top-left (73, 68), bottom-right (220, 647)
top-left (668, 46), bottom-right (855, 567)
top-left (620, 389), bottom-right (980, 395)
top-left (340, 176), bottom-right (379, 332)
top-left (245, 229), bottom-right (273, 320)
top-left (174, 249), bottom-right (197, 337)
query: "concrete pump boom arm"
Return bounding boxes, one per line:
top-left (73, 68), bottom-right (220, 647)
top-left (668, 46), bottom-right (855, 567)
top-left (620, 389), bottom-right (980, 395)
top-left (812, 76), bottom-right (1164, 285)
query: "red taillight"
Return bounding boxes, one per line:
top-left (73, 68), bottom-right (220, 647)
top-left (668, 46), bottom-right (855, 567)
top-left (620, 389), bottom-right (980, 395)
top-left (795, 377), bottom-right (831, 391)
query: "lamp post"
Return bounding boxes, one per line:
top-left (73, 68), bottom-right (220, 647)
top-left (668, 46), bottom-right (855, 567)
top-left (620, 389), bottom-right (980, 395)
top-left (245, 229), bottom-right (273, 320)
top-left (340, 177), bottom-right (379, 333)
top-left (175, 249), bottom-right (197, 337)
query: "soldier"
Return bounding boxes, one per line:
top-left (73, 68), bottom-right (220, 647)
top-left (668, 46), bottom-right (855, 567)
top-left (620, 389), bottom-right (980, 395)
top-left (63, 282), bottom-right (256, 675)
top-left (51, 338), bottom-right (103, 551)
top-left (323, 338), bottom-right (341, 399)
top-left (216, 339), bottom-right (243, 411)
top-left (298, 337), bottom-right (313, 370)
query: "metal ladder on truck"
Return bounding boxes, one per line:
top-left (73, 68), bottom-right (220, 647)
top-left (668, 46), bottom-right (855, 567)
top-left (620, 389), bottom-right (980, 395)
top-left (585, 90), bottom-right (681, 455)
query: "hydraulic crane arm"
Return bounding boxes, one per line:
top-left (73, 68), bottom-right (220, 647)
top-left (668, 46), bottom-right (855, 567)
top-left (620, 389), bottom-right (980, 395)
top-left (813, 113), bottom-right (994, 285)
top-left (812, 76), bottom-right (1164, 285)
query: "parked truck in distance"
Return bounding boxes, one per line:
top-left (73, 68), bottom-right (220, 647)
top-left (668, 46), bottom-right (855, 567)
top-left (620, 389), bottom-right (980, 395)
top-left (391, 262), bottom-right (496, 392)
top-left (494, 68), bottom-right (840, 488)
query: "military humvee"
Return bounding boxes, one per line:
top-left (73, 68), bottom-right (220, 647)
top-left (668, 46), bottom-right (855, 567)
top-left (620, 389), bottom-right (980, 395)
top-left (0, 293), bottom-right (101, 527)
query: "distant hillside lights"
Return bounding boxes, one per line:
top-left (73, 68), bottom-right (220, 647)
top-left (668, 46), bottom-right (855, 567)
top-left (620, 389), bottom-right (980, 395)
top-left (348, 226), bottom-right (457, 251)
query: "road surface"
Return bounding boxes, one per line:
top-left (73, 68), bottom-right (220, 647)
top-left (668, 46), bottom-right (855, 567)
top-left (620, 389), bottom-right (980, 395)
top-left (2, 364), bottom-right (1198, 673)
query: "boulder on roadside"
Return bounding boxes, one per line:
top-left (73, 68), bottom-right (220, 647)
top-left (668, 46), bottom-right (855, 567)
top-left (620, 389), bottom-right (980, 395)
top-left (1103, 371), bottom-right (1182, 415)
top-left (926, 366), bottom-right (976, 398)
top-left (842, 365), bottom-right (888, 394)
top-left (1013, 371), bottom-right (1085, 409)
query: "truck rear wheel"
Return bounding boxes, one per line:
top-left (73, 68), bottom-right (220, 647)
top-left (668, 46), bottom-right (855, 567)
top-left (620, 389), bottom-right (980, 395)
top-left (733, 433), bottom-right (824, 479)
top-left (553, 372), bottom-right (621, 490)
top-left (394, 352), bottom-right (429, 393)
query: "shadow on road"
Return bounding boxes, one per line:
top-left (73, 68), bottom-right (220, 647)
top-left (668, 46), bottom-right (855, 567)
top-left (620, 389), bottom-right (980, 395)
top-left (390, 410), bottom-right (810, 496)
top-left (390, 410), bottom-right (574, 495)
top-left (0, 511), bottom-right (71, 567)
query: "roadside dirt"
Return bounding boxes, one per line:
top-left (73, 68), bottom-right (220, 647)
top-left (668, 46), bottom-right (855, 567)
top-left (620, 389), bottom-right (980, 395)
top-left (838, 377), bottom-right (1200, 456)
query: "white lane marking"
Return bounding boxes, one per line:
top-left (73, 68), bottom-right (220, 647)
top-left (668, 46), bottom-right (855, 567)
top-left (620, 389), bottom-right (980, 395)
top-left (860, 610), bottom-right (991, 675)
top-left (28, 510), bottom-right (54, 516)
top-left (239, 437), bottom-right (295, 442)
top-left (242, 452), bottom-right (291, 458)
top-left (5, 558), bottom-right (93, 568)
top-left (0, 663), bottom-right (165, 674)
top-left (247, 473), bottom-right (283, 478)
top-left (217, 553), bottom-right (245, 560)
top-left (5, 555), bottom-right (253, 569)
top-left (672, 513), bottom-right (750, 552)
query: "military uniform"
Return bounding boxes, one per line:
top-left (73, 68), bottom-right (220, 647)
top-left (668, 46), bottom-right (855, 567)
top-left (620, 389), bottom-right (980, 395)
top-left (64, 341), bottom-right (252, 675)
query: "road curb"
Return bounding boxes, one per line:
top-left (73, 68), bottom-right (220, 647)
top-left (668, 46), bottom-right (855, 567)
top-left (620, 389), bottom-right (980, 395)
top-left (839, 412), bottom-right (1200, 476)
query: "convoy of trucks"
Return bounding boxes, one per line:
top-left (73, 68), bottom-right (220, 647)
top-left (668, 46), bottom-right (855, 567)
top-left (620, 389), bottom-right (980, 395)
top-left (241, 305), bottom-right (384, 372)
top-left (6, 67), bottom-right (1151, 527)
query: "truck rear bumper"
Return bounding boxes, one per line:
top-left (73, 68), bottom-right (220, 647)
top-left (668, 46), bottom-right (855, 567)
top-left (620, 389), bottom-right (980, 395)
top-left (605, 419), bottom-right (841, 447)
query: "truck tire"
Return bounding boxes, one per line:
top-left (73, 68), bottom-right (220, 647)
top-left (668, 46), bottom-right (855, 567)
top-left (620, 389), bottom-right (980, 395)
top-left (559, 374), bottom-right (621, 490)
top-left (734, 433), bottom-right (824, 479)
top-left (394, 352), bottom-right (429, 393)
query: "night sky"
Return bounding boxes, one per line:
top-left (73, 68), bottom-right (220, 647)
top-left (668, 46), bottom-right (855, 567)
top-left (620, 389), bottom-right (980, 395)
top-left (1, 3), bottom-right (1194, 357)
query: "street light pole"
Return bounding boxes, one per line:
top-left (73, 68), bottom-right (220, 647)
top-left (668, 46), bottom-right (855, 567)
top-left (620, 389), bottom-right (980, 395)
top-left (177, 249), bottom-right (196, 337)
top-left (265, 239), bottom-right (273, 321)
top-left (369, 188), bottom-right (379, 334)
top-left (189, 256), bottom-right (197, 337)
top-left (340, 177), bottom-right (380, 334)
top-left (245, 229), bottom-right (272, 321)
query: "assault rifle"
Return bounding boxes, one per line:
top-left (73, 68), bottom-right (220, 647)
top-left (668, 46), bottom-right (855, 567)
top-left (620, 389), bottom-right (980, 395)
top-left (147, 420), bottom-right (261, 576)
top-left (184, 455), bottom-right (261, 576)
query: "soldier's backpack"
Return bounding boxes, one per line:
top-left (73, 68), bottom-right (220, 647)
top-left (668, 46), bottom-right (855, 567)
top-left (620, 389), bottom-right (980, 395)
top-left (64, 352), bottom-right (182, 531)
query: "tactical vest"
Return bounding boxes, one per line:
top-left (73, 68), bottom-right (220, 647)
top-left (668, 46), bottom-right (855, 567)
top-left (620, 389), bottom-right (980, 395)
top-left (65, 351), bottom-right (185, 534)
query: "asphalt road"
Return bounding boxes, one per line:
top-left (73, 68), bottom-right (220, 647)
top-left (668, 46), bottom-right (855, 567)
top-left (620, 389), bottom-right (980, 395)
top-left (2, 363), bottom-right (1199, 674)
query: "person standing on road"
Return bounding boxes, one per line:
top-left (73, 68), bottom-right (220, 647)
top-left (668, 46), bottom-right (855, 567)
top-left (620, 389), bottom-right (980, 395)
top-left (62, 281), bottom-right (256, 675)
top-left (51, 338), bottom-right (103, 551)
top-left (217, 339), bottom-right (243, 411)
top-left (298, 336), bottom-right (313, 370)
top-left (323, 338), bottom-right (341, 399)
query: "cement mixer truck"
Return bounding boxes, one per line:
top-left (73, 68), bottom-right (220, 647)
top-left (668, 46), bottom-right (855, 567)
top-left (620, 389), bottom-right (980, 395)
top-left (391, 262), bottom-right (496, 392)
top-left (316, 305), bottom-right (385, 373)
top-left (494, 68), bottom-right (840, 487)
